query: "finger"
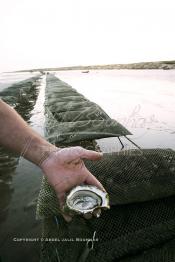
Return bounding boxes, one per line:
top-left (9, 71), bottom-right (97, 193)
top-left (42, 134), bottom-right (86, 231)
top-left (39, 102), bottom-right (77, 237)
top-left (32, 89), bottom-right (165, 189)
top-left (84, 169), bottom-right (106, 192)
top-left (57, 192), bottom-right (73, 222)
top-left (93, 208), bottom-right (101, 218)
top-left (80, 148), bottom-right (103, 161)
top-left (57, 192), bottom-right (66, 209)
top-left (62, 212), bottom-right (73, 222)
top-left (83, 213), bottom-right (93, 219)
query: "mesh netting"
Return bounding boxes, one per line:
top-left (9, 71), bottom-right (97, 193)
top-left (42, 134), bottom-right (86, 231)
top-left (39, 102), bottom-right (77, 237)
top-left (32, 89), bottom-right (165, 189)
top-left (44, 75), bottom-right (131, 145)
top-left (37, 148), bottom-right (175, 262)
top-left (36, 148), bottom-right (175, 218)
top-left (0, 75), bottom-right (41, 121)
top-left (37, 74), bottom-right (175, 261)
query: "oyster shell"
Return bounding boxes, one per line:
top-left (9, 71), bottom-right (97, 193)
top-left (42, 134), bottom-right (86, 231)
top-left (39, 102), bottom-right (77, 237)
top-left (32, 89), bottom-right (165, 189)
top-left (64, 185), bottom-right (110, 218)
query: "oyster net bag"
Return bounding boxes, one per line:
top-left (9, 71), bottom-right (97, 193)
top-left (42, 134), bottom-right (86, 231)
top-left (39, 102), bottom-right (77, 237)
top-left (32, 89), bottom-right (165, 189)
top-left (37, 148), bottom-right (175, 262)
top-left (44, 75), bottom-right (131, 145)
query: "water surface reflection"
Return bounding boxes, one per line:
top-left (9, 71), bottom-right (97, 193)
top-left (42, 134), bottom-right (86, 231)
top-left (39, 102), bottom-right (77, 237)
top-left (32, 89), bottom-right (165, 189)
top-left (0, 75), bottom-right (44, 262)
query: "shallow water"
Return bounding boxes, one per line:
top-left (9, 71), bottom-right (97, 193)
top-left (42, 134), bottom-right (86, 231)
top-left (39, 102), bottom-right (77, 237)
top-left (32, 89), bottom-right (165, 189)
top-left (55, 69), bottom-right (175, 151)
top-left (0, 74), bottom-right (45, 262)
top-left (0, 69), bottom-right (175, 261)
top-left (0, 72), bottom-right (38, 92)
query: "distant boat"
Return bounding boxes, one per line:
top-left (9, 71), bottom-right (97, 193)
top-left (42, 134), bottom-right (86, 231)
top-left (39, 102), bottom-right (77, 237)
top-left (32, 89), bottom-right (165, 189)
top-left (162, 65), bottom-right (170, 70)
top-left (82, 70), bottom-right (89, 73)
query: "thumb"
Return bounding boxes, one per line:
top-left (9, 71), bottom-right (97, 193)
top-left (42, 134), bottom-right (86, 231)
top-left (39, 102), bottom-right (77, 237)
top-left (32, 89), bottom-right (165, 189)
top-left (57, 192), bottom-right (73, 222)
top-left (85, 168), bottom-right (106, 192)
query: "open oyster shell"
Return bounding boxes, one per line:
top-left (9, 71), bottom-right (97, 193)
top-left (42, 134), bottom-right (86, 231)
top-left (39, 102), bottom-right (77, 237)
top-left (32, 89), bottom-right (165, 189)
top-left (64, 185), bottom-right (110, 218)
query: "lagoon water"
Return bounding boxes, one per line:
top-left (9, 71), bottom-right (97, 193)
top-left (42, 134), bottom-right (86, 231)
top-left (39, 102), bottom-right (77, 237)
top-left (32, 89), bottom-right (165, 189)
top-left (0, 69), bottom-right (175, 261)
top-left (0, 72), bottom-right (38, 92)
top-left (55, 69), bottom-right (175, 151)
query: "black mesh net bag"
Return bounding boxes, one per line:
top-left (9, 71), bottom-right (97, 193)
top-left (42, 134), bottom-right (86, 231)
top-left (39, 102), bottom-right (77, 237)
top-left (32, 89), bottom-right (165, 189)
top-left (36, 75), bottom-right (175, 262)
top-left (44, 75), bottom-right (131, 145)
top-left (37, 148), bottom-right (175, 262)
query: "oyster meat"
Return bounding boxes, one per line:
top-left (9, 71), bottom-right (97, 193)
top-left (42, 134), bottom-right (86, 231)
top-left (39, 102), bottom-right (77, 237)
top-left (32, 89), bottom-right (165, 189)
top-left (65, 185), bottom-right (110, 218)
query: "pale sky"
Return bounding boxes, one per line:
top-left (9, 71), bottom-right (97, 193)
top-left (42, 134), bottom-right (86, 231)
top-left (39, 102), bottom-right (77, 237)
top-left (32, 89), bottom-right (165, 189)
top-left (0, 0), bottom-right (175, 72)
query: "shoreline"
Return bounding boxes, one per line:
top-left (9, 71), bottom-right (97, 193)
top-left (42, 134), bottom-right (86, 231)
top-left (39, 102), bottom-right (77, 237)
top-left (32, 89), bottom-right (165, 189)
top-left (12, 60), bottom-right (175, 73)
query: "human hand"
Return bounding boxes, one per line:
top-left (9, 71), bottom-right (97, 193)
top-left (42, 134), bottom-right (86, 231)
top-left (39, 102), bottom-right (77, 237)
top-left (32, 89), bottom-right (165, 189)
top-left (40, 146), bottom-right (105, 221)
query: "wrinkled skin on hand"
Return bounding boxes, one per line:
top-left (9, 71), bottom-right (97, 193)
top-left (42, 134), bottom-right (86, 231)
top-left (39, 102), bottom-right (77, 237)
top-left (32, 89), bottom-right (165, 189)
top-left (40, 146), bottom-right (105, 221)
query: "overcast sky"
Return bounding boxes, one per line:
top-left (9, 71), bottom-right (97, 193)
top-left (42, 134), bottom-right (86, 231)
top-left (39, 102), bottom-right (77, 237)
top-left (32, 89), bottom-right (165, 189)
top-left (0, 0), bottom-right (175, 72)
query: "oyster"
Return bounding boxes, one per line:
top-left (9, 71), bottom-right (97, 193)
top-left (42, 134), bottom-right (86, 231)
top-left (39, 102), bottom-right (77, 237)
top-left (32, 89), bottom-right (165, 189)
top-left (64, 185), bottom-right (110, 218)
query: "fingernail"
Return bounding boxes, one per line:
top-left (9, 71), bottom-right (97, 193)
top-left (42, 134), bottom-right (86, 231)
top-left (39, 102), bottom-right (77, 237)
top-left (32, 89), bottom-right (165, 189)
top-left (102, 187), bottom-right (107, 192)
